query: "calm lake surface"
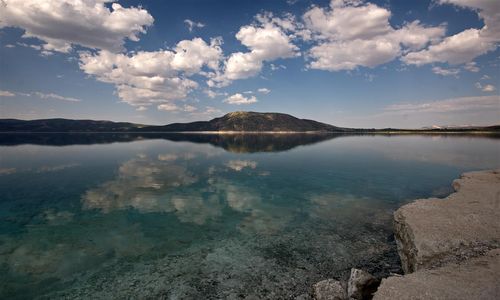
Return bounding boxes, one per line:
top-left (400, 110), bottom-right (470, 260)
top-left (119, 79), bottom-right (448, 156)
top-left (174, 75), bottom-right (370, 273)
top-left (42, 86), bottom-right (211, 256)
top-left (0, 133), bottom-right (499, 299)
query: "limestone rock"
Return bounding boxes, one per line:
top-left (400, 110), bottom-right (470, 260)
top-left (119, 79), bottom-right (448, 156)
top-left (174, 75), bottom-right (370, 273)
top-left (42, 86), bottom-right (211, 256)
top-left (373, 249), bottom-right (500, 299)
top-left (393, 169), bottom-right (500, 273)
top-left (313, 279), bottom-right (347, 300)
top-left (347, 268), bottom-right (380, 299)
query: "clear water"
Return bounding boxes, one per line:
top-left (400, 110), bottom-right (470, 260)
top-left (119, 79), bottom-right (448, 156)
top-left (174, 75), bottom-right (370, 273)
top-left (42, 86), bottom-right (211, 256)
top-left (0, 133), bottom-right (499, 299)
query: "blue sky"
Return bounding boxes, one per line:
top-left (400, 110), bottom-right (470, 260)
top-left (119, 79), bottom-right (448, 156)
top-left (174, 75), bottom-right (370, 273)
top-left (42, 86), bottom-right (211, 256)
top-left (0, 0), bottom-right (498, 128)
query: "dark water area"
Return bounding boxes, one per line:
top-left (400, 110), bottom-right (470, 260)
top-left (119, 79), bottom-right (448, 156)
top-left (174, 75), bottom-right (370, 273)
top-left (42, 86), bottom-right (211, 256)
top-left (0, 133), bottom-right (499, 299)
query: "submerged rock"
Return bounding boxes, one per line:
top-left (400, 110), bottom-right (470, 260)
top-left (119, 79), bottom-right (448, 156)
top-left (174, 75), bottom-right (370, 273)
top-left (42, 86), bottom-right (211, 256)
top-left (313, 279), bottom-right (347, 300)
top-left (393, 169), bottom-right (500, 273)
top-left (347, 268), bottom-right (380, 299)
top-left (374, 249), bottom-right (500, 299)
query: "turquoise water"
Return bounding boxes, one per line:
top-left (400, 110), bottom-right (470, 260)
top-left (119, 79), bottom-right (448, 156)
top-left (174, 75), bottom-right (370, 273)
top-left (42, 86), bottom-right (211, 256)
top-left (0, 134), bottom-right (499, 299)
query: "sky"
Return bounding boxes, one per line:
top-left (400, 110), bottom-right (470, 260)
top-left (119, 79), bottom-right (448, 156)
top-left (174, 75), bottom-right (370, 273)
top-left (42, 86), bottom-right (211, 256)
top-left (0, 0), bottom-right (499, 128)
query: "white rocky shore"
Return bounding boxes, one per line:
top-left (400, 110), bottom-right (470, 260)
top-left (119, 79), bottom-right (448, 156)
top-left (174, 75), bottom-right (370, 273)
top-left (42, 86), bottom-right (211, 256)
top-left (313, 169), bottom-right (500, 299)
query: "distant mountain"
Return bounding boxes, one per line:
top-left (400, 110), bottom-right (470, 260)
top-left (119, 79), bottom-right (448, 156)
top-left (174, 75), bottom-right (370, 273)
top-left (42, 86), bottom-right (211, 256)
top-left (141, 111), bottom-right (346, 132)
top-left (0, 112), bottom-right (346, 132)
top-left (0, 112), bottom-right (498, 133)
top-left (0, 118), bottom-right (143, 132)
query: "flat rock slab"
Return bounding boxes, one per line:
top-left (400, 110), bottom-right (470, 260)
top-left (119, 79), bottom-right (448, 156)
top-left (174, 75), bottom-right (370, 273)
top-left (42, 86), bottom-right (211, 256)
top-left (374, 249), bottom-right (500, 300)
top-left (394, 169), bottom-right (500, 273)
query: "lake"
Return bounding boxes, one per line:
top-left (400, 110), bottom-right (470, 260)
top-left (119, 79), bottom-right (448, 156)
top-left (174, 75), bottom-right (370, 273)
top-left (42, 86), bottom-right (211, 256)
top-left (0, 133), bottom-right (499, 299)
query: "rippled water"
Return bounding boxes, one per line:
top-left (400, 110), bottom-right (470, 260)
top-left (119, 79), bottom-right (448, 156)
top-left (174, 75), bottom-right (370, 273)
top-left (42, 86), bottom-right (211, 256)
top-left (0, 133), bottom-right (499, 299)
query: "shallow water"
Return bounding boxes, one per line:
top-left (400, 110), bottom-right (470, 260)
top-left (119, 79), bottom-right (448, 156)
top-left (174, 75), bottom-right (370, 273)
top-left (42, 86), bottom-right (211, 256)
top-left (0, 133), bottom-right (499, 299)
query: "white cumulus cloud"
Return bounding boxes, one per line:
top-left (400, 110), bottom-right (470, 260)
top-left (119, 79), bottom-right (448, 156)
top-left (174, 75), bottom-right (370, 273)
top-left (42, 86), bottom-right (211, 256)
top-left (303, 1), bottom-right (445, 71)
top-left (79, 37), bottom-right (222, 107)
top-left (184, 19), bottom-right (205, 32)
top-left (210, 13), bottom-right (301, 86)
top-left (464, 62), bottom-right (480, 72)
top-left (183, 104), bottom-right (198, 112)
top-left (475, 82), bottom-right (497, 92)
top-left (0, 0), bottom-right (154, 54)
top-left (402, 29), bottom-right (495, 65)
top-left (224, 93), bottom-right (258, 105)
top-left (158, 103), bottom-right (180, 111)
top-left (432, 66), bottom-right (460, 77)
top-left (402, 0), bottom-right (500, 66)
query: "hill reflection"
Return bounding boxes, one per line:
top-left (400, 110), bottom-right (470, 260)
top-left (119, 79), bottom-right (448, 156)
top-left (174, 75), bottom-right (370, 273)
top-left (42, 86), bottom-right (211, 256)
top-left (1, 132), bottom-right (499, 153)
top-left (0, 133), bottom-right (341, 153)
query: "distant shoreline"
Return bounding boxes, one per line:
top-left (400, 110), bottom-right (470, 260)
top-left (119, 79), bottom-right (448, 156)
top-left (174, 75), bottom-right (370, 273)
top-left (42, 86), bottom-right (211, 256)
top-left (1, 130), bottom-right (499, 134)
top-left (2, 112), bottom-right (498, 134)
